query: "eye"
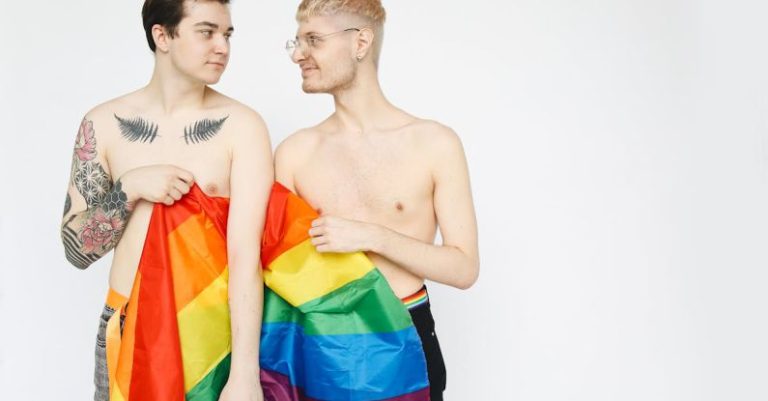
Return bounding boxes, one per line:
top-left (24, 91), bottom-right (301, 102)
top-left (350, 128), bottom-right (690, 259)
top-left (200, 30), bottom-right (213, 38)
top-left (307, 35), bottom-right (320, 47)
top-left (224, 32), bottom-right (233, 41)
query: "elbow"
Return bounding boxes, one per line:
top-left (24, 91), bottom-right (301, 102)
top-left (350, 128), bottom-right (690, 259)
top-left (64, 251), bottom-right (93, 270)
top-left (61, 233), bottom-right (95, 270)
top-left (455, 273), bottom-right (478, 290)
top-left (227, 248), bottom-right (262, 276)
top-left (454, 258), bottom-right (479, 290)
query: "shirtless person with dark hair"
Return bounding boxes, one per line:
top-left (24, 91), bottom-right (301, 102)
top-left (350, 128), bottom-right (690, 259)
top-left (60, 1), bottom-right (270, 400)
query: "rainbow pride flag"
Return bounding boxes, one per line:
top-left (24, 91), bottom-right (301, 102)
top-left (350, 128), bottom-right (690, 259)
top-left (259, 183), bottom-right (430, 401)
top-left (105, 184), bottom-right (232, 401)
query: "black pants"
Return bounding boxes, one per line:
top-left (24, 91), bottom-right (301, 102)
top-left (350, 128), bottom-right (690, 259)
top-left (407, 289), bottom-right (447, 401)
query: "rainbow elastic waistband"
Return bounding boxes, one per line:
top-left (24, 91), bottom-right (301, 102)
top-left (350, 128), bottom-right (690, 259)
top-left (401, 286), bottom-right (429, 310)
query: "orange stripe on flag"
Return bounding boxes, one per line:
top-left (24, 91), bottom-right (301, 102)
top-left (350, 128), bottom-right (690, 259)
top-left (261, 183), bottom-right (317, 267)
top-left (168, 212), bottom-right (228, 312)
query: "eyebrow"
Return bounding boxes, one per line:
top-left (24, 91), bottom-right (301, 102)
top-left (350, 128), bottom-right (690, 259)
top-left (297, 30), bottom-right (319, 38)
top-left (194, 21), bottom-right (235, 32)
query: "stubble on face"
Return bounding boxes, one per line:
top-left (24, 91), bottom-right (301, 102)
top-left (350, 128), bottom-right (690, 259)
top-left (302, 57), bottom-right (357, 94)
top-left (297, 16), bottom-right (360, 94)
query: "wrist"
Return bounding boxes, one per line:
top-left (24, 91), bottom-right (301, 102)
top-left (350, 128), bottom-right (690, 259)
top-left (228, 363), bottom-right (260, 380)
top-left (115, 172), bottom-right (141, 204)
top-left (368, 223), bottom-right (389, 254)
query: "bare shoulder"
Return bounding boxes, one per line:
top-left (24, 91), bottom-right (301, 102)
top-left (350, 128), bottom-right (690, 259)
top-left (405, 119), bottom-right (469, 184)
top-left (94, 87), bottom-right (163, 115)
top-left (76, 92), bottom-right (143, 145)
top-left (408, 118), bottom-right (464, 154)
top-left (207, 91), bottom-right (268, 140)
top-left (275, 126), bottom-right (322, 164)
top-left (82, 93), bottom-right (133, 125)
top-left (274, 125), bottom-right (325, 189)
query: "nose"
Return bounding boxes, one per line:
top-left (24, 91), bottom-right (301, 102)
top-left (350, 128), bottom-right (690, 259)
top-left (290, 42), bottom-right (307, 64)
top-left (214, 35), bottom-right (230, 57)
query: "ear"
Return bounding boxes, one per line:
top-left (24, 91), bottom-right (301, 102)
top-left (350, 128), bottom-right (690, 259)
top-left (355, 28), bottom-right (375, 61)
top-left (152, 24), bottom-right (171, 53)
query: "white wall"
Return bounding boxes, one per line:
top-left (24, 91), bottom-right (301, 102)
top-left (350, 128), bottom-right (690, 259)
top-left (1, 1), bottom-right (767, 400)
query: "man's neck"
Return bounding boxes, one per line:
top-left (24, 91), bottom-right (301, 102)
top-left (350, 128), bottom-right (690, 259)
top-left (331, 75), bottom-right (404, 134)
top-left (144, 62), bottom-right (209, 115)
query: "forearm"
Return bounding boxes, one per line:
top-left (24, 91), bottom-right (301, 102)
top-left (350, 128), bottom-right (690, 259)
top-left (60, 179), bottom-right (133, 269)
top-left (371, 226), bottom-right (479, 290)
top-left (227, 252), bottom-right (263, 378)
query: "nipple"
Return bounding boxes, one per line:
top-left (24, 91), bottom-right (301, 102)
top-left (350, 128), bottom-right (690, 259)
top-left (204, 183), bottom-right (219, 195)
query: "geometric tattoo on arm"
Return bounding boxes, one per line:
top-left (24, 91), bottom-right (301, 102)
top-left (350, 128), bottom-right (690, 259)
top-left (63, 193), bottom-right (71, 217)
top-left (114, 114), bottom-right (159, 143)
top-left (62, 118), bottom-right (133, 269)
top-left (183, 116), bottom-right (229, 144)
top-left (62, 215), bottom-right (99, 268)
top-left (73, 159), bottom-right (110, 206)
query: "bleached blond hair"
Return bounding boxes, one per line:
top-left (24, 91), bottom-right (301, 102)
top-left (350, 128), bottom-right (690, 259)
top-left (296, 0), bottom-right (386, 66)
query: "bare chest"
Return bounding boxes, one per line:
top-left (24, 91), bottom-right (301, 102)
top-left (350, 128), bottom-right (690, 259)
top-left (106, 133), bottom-right (232, 197)
top-left (294, 144), bottom-right (434, 224)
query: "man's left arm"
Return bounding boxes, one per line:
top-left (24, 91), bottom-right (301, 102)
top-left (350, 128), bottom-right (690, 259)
top-left (220, 111), bottom-right (273, 400)
top-left (310, 127), bottom-right (479, 289)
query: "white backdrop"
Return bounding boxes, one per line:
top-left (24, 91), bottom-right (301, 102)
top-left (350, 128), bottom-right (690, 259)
top-left (1, 1), bottom-right (768, 400)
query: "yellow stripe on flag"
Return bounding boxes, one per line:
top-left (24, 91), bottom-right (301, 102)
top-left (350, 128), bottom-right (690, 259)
top-left (177, 268), bottom-right (232, 392)
top-left (264, 239), bottom-right (374, 307)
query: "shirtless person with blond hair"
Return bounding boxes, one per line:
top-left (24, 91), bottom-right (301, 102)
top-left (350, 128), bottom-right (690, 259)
top-left (277, 1), bottom-right (480, 399)
top-left (60, 1), bottom-right (271, 400)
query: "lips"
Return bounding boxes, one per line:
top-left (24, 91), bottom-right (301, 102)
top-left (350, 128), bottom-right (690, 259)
top-left (301, 65), bottom-right (318, 78)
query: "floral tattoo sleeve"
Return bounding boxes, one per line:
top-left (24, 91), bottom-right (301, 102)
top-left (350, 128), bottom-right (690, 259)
top-left (61, 118), bottom-right (133, 269)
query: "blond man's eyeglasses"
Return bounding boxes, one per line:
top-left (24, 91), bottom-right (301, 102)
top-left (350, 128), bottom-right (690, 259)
top-left (285, 27), bottom-right (361, 57)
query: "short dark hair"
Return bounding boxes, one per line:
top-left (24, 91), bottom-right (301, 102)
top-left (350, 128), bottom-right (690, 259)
top-left (142, 0), bottom-right (230, 52)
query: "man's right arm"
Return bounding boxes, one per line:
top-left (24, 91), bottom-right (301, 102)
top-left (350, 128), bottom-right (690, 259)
top-left (61, 117), bottom-right (132, 269)
top-left (60, 116), bottom-right (196, 269)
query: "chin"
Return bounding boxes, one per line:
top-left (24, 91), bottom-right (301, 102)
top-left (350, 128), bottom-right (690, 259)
top-left (204, 74), bottom-right (224, 85)
top-left (301, 80), bottom-right (330, 94)
top-left (302, 85), bottom-right (325, 94)
top-left (196, 69), bottom-right (224, 85)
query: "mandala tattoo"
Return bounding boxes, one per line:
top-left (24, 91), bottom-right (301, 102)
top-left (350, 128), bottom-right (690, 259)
top-left (62, 118), bottom-right (133, 269)
top-left (183, 116), bottom-right (229, 144)
top-left (114, 114), bottom-right (159, 143)
top-left (73, 161), bottom-right (110, 206)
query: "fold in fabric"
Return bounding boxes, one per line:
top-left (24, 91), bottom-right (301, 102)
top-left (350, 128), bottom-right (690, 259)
top-left (260, 183), bottom-right (430, 401)
top-left (105, 184), bottom-right (232, 401)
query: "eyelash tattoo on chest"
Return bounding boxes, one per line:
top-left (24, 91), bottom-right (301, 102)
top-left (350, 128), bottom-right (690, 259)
top-left (113, 115), bottom-right (229, 145)
top-left (114, 114), bottom-right (160, 143)
top-left (183, 116), bottom-right (229, 144)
